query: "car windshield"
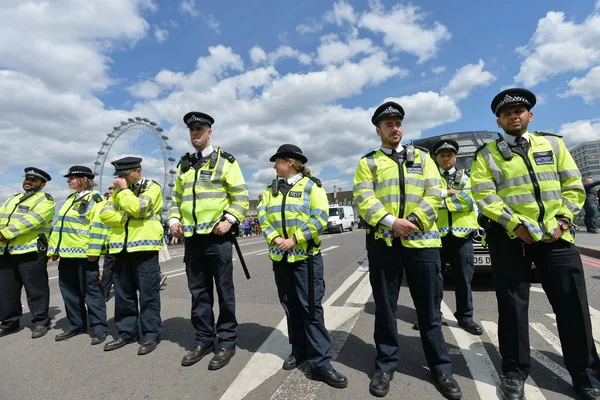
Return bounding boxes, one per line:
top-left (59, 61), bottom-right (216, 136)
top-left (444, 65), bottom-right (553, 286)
top-left (329, 208), bottom-right (340, 216)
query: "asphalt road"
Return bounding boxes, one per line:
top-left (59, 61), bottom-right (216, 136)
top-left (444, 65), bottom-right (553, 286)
top-left (1, 229), bottom-right (600, 400)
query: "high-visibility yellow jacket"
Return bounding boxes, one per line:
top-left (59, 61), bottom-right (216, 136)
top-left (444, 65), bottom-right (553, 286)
top-left (470, 132), bottom-right (584, 243)
top-left (100, 179), bottom-right (164, 254)
top-left (48, 191), bottom-right (110, 257)
top-left (168, 149), bottom-right (249, 236)
top-left (258, 176), bottom-right (329, 263)
top-left (437, 169), bottom-right (479, 238)
top-left (353, 147), bottom-right (443, 248)
top-left (0, 191), bottom-right (55, 255)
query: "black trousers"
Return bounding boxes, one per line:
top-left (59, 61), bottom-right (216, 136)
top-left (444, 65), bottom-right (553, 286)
top-left (583, 204), bottom-right (598, 232)
top-left (487, 224), bottom-right (600, 387)
top-left (113, 251), bottom-right (162, 341)
top-left (101, 254), bottom-right (114, 300)
top-left (0, 252), bottom-right (50, 329)
top-left (58, 258), bottom-right (108, 337)
top-left (273, 253), bottom-right (333, 375)
top-left (440, 234), bottom-right (475, 323)
top-left (368, 238), bottom-right (453, 375)
top-left (184, 234), bottom-right (237, 348)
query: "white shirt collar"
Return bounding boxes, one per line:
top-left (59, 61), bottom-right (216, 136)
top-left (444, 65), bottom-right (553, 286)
top-left (197, 145), bottom-right (214, 159)
top-left (75, 190), bottom-right (91, 200)
top-left (439, 167), bottom-right (456, 175)
top-left (286, 173), bottom-right (303, 185)
top-left (380, 143), bottom-right (404, 155)
top-left (504, 131), bottom-right (530, 146)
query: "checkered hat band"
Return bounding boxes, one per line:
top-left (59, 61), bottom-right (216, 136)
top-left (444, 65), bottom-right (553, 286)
top-left (495, 95), bottom-right (530, 114)
top-left (436, 143), bottom-right (457, 153)
top-left (68, 171), bottom-right (93, 176)
top-left (186, 115), bottom-right (211, 125)
top-left (377, 106), bottom-right (401, 120)
top-left (25, 171), bottom-right (47, 180)
top-left (115, 163), bottom-right (139, 170)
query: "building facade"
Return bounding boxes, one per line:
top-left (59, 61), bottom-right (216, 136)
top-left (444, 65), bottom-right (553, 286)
top-left (570, 140), bottom-right (600, 182)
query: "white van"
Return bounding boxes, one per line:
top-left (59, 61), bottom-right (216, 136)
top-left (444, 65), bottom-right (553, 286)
top-left (326, 206), bottom-right (355, 233)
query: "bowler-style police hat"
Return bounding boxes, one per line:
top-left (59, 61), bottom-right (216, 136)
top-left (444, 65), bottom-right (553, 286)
top-left (269, 144), bottom-right (308, 164)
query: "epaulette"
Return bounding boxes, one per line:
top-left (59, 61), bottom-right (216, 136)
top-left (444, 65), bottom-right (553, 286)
top-left (220, 150), bottom-right (236, 163)
top-left (414, 145), bottom-right (429, 153)
top-left (92, 193), bottom-right (103, 203)
top-left (474, 142), bottom-right (489, 155)
top-left (45, 193), bottom-right (54, 201)
top-left (534, 131), bottom-right (563, 138)
top-left (361, 150), bottom-right (377, 158)
top-left (150, 180), bottom-right (161, 187)
top-left (66, 192), bottom-right (76, 199)
top-left (309, 177), bottom-right (323, 187)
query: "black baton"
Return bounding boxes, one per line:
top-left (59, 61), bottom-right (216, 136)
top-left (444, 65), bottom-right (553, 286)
top-left (307, 245), bottom-right (315, 321)
top-left (231, 234), bottom-right (251, 279)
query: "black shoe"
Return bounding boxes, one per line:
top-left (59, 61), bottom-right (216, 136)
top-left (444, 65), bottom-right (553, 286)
top-left (208, 347), bottom-right (236, 370)
top-left (412, 320), bottom-right (420, 330)
top-left (0, 326), bottom-right (19, 338)
top-left (181, 344), bottom-right (214, 367)
top-left (31, 325), bottom-right (49, 339)
top-left (313, 369), bottom-right (348, 389)
top-left (370, 371), bottom-right (393, 397)
top-left (103, 338), bottom-right (135, 352)
top-left (283, 354), bottom-right (298, 370)
top-left (138, 340), bottom-right (159, 355)
top-left (458, 320), bottom-right (483, 335)
top-left (575, 386), bottom-right (600, 400)
top-left (499, 375), bottom-right (524, 400)
top-left (55, 330), bottom-right (82, 342)
top-left (432, 374), bottom-right (462, 400)
top-left (91, 333), bottom-right (108, 346)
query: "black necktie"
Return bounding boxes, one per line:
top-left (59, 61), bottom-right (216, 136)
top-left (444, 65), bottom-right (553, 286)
top-left (392, 149), bottom-right (405, 164)
top-left (516, 136), bottom-right (530, 153)
top-left (278, 179), bottom-right (291, 196)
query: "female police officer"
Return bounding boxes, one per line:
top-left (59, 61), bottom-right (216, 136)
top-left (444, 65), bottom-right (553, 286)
top-left (48, 166), bottom-right (109, 345)
top-left (257, 144), bottom-right (348, 389)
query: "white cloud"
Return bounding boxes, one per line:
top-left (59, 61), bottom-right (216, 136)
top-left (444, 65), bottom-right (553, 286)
top-left (442, 60), bottom-right (496, 101)
top-left (559, 119), bottom-right (600, 146)
top-left (359, 2), bottom-right (451, 63)
top-left (204, 14), bottom-right (220, 34)
top-left (267, 46), bottom-right (312, 66)
top-left (316, 36), bottom-right (377, 65)
top-left (560, 66), bottom-right (600, 103)
top-left (514, 10), bottom-right (600, 86)
top-left (179, 0), bottom-right (199, 17)
top-left (324, 1), bottom-right (357, 26)
top-left (0, 0), bottom-right (150, 93)
top-left (431, 65), bottom-right (446, 75)
top-left (154, 26), bottom-right (168, 43)
top-left (127, 81), bottom-right (163, 99)
top-left (250, 46), bottom-right (267, 64)
top-left (296, 19), bottom-right (324, 34)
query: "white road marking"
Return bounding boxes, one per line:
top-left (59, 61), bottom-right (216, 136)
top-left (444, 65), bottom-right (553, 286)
top-left (319, 245), bottom-right (339, 254)
top-left (220, 257), bottom-right (367, 400)
top-left (530, 323), bottom-right (563, 354)
top-left (344, 272), bottom-right (372, 306)
top-left (483, 321), bottom-right (571, 385)
top-left (480, 321), bottom-right (547, 400)
top-left (440, 302), bottom-right (501, 399)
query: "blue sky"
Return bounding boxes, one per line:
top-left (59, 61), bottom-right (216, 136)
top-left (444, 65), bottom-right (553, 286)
top-left (1, 0), bottom-right (599, 205)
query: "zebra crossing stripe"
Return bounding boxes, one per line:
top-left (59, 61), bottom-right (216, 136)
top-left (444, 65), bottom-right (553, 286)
top-left (482, 321), bottom-right (571, 385)
top-left (530, 323), bottom-right (563, 354)
top-left (439, 301), bottom-right (501, 399)
top-left (480, 321), bottom-right (547, 400)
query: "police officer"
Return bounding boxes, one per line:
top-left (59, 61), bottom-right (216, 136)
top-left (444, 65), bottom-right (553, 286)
top-left (583, 178), bottom-right (600, 233)
top-left (470, 88), bottom-right (600, 400)
top-left (101, 186), bottom-right (115, 301)
top-left (100, 157), bottom-right (164, 355)
top-left (0, 167), bottom-right (55, 339)
top-left (432, 139), bottom-right (482, 336)
top-left (353, 102), bottom-right (462, 399)
top-left (48, 166), bottom-right (109, 345)
top-left (257, 144), bottom-right (348, 389)
top-left (169, 112), bottom-right (249, 370)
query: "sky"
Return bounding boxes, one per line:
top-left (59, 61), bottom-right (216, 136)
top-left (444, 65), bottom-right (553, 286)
top-left (1, 0), bottom-right (600, 206)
